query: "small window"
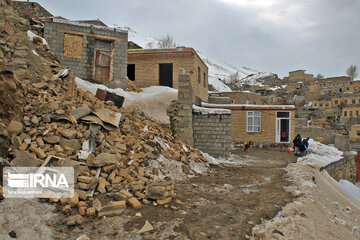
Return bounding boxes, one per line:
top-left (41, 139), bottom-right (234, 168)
top-left (198, 67), bottom-right (201, 84)
top-left (344, 111), bottom-right (347, 117)
top-left (325, 103), bottom-right (329, 107)
top-left (179, 68), bottom-right (185, 75)
top-left (347, 87), bottom-right (350, 91)
top-left (315, 103), bottom-right (317, 107)
top-left (350, 111), bottom-right (353, 117)
top-left (320, 103), bottom-right (323, 107)
top-left (277, 112), bottom-right (290, 118)
top-left (335, 100), bottom-right (338, 104)
top-left (353, 99), bottom-right (356, 104)
top-left (314, 93), bottom-right (317, 96)
top-left (345, 100), bottom-right (348, 104)
top-left (358, 99), bottom-right (360, 104)
top-left (355, 87), bottom-right (358, 91)
top-left (357, 111), bottom-right (359, 116)
top-left (203, 72), bottom-right (206, 87)
top-left (247, 111), bottom-right (261, 132)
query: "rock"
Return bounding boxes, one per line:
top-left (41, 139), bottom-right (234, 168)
top-left (92, 198), bottom-right (102, 211)
top-left (67, 214), bottom-right (83, 226)
top-left (35, 148), bottom-right (47, 159)
top-left (129, 197), bottom-right (142, 209)
top-left (87, 153), bottom-right (118, 167)
top-left (114, 143), bottom-right (127, 153)
top-left (69, 192), bottom-right (79, 206)
top-left (60, 138), bottom-right (81, 151)
top-left (37, 101), bottom-right (58, 114)
top-left (75, 190), bottom-right (88, 201)
top-left (44, 135), bottom-right (61, 144)
top-left (79, 207), bottom-right (86, 216)
top-left (135, 192), bottom-right (147, 199)
top-left (137, 220), bottom-right (154, 234)
top-left (61, 129), bottom-right (78, 139)
top-left (11, 151), bottom-right (43, 167)
top-left (111, 201), bottom-right (126, 209)
top-left (9, 230), bottom-right (17, 238)
top-left (54, 144), bottom-right (63, 152)
top-left (7, 120), bottom-right (23, 136)
top-left (76, 234), bottom-right (91, 240)
top-left (86, 207), bottom-right (96, 216)
top-left (157, 197), bottom-right (172, 205)
top-left (175, 199), bottom-right (183, 205)
top-left (130, 181), bottom-right (145, 192)
top-left (98, 205), bottom-right (125, 217)
top-left (119, 190), bottom-right (133, 201)
top-left (31, 116), bottom-right (39, 126)
top-left (135, 212), bottom-right (142, 217)
top-left (78, 176), bottom-right (95, 184)
top-left (36, 138), bottom-right (45, 147)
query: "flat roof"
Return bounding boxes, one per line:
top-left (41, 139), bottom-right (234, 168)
top-left (202, 102), bottom-right (296, 110)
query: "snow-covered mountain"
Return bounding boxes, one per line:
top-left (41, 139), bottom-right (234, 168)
top-left (117, 26), bottom-right (275, 92)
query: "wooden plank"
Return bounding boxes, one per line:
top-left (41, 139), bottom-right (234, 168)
top-left (58, 29), bottom-right (122, 41)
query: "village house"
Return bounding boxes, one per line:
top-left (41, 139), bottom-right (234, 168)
top-left (202, 103), bottom-right (296, 144)
top-left (209, 91), bottom-right (263, 105)
top-left (127, 47), bottom-right (208, 101)
top-left (44, 18), bottom-right (128, 89)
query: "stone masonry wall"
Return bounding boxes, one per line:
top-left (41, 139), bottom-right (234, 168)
top-left (193, 111), bottom-right (231, 157)
top-left (325, 152), bottom-right (356, 183)
top-left (44, 18), bottom-right (127, 89)
top-left (334, 134), bottom-right (350, 151)
top-left (167, 74), bottom-right (194, 146)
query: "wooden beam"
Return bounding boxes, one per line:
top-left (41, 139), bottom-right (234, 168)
top-left (58, 29), bottom-right (122, 41)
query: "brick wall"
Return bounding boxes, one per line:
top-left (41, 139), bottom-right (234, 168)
top-left (128, 48), bottom-right (208, 101)
top-left (193, 110), bottom-right (231, 157)
top-left (44, 18), bottom-right (127, 89)
top-left (231, 109), bottom-right (295, 144)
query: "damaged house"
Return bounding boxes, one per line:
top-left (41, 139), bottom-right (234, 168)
top-left (44, 18), bottom-right (128, 89)
top-left (127, 47), bottom-right (208, 101)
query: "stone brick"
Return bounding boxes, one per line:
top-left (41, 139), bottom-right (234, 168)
top-left (128, 197), bottom-right (142, 209)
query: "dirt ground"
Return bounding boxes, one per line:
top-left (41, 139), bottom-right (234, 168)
top-left (0, 146), bottom-right (298, 240)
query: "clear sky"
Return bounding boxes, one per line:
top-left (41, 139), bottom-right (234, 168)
top-left (32, 0), bottom-right (360, 78)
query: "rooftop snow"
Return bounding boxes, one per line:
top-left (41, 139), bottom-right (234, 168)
top-left (192, 105), bottom-right (231, 115)
top-left (201, 102), bottom-right (296, 109)
top-left (51, 18), bottom-right (128, 33)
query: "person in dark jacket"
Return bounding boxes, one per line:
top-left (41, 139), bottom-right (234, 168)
top-left (293, 134), bottom-right (302, 156)
top-left (301, 137), bottom-right (310, 156)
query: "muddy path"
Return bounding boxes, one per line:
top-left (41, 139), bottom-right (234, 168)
top-left (50, 147), bottom-right (297, 240)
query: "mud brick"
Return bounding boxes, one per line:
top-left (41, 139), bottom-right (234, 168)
top-left (54, 144), bottom-right (63, 152)
top-left (67, 214), bottom-right (83, 226)
top-left (36, 138), bottom-right (45, 147)
top-left (75, 190), bottom-right (88, 201)
top-left (62, 205), bottom-right (71, 213)
top-left (60, 198), bottom-right (68, 205)
top-left (135, 192), bottom-right (147, 199)
top-left (92, 198), bottom-right (102, 211)
top-left (35, 147), bottom-right (47, 159)
top-left (77, 201), bottom-right (87, 208)
top-left (103, 164), bottom-right (115, 173)
top-left (69, 191), bottom-right (79, 205)
top-left (95, 88), bottom-right (107, 101)
top-left (119, 190), bottom-right (133, 201)
top-left (79, 207), bottom-right (86, 216)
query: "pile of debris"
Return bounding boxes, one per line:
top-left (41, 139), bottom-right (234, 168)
top-left (0, 0), bottom-right (211, 225)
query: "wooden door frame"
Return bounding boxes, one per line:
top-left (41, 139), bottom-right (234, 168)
top-left (93, 47), bottom-right (114, 83)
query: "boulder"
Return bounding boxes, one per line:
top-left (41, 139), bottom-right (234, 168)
top-left (7, 120), bottom-right (23, 136)
top-left (43, 135), bottom-right (60, 144)
top-left (60, 138), bottom-right (81, 151)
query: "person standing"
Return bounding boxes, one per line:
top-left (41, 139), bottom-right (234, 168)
top-left (355, 151), bottom-right (360, 187)
top-left (301, 137), bottom-right (310, 156)
top-left (293, 134), bottom-right (302, 156)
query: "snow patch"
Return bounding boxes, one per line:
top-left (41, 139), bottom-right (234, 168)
top-left (27, 30), bottom-right (48, 46)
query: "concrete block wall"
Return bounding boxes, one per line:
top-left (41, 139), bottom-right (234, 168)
top-left (44, 19), bottom-right (127, 89)
top-left (167, 74), bottom-right (232, 157)
top-left (193, 112), bottom-right (231, 157)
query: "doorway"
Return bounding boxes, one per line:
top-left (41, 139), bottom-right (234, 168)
top-left (159, 63), bottom-right (173, 87)
top-left (127, 64), bottom-right (135, 81)
top-left (276, 111), bottom-right (290, 143)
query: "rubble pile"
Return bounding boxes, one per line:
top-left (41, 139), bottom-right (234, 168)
top-left (0, 0), bottom-right (211, 224)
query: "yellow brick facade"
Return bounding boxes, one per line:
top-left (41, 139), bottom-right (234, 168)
top-left (230, 108), bottom-right (295, 144)
top-left (342, 107), bottom-right (360, 118)
top-left (349, 124), bottom-right (360, 142)
top-left (288, 70), bottom-right (313, 83)
top-left (128, 47), bottom-right (208, 101)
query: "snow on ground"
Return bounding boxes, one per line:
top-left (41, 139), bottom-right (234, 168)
top-left (27, 30), bottom-right (48, 46)
top-left (251, 140), bottom-right (360, 240)
top-left (75, 77), bottom-right (177, 123)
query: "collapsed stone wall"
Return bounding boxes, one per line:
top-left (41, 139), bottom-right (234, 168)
top-left (295, 127), bottom-right (337, 144)
top-left (324, 152), bottom-right (356, 183)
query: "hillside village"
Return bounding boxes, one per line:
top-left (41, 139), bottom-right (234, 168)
top-left (1, 0), bottom-right (360, 240)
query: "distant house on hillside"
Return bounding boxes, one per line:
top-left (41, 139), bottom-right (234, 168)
top-left (127, 47), bottom-right (209, 101)
top-left (209, 91), bottom-right (263, 105)
top-left (44, 18), bottom-right (128, 89)
top-left (202, 103), bottom-right (296, 144)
